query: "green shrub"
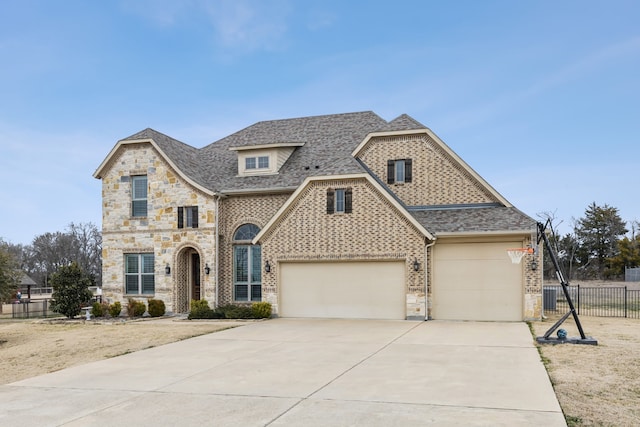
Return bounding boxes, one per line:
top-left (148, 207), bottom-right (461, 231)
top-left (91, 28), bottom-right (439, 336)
top-left (188, 299), bottom-right (224, 319)
top-left (127, 298), bottom-right (146, 317)
top-left (217, 304), bottom-right (255, 319)
top-left (251, 302), bottom-right (272, 319)
top-left (49, 262), bottom-right (94, 319)
top-left (109, 301), bottom-right (122, 317)
top-left (91, 301), bottom-right (104, 317)
top-left (147, 299), bottom-right (166, 317)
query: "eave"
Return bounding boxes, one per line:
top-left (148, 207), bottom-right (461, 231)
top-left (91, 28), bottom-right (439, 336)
top-left (352, 128), bottom-right (512, 207)
top-left (253, 173), bottom-right (435, 245)
top-left (92, 138), bottom-right (216, 197)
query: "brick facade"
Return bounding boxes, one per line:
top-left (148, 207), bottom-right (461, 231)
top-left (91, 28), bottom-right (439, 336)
top-left (259, 177), bottom-right (427, 319)
top-left (356, 133), bottom-right (500, 206)
top-left (217, 193), bottom-right (291, 305)
top-left (96, 115), bottom-right (541, 321)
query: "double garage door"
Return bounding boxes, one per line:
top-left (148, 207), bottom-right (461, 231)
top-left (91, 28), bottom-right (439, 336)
top-left (432, 241), bottom-right (523, 321)
top-left (279, 261), bottom-right (405, 320)
top-left (278, 242), bottom-right (524, 321)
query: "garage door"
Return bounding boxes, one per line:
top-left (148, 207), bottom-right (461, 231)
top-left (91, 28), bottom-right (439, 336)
top-left (432, 242), bottom-right (522, 321)
top-left (279, 261), bottom-right (405, 319)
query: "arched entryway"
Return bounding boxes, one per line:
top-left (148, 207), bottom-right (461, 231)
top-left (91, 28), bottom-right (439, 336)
top-left (175, 246), bottom-right (202, 313)
top-left (233, 224), bottom-right (262, 302)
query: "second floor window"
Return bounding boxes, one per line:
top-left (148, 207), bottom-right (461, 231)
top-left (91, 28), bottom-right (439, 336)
top-left (387, 159), bottom-right (412, 184)
top-left (245, 156), bottom-right (269, 170)
top-left (178, 206), bottom-right (199, 228)
top-left (327, 188), bottom-right (352, 214)
top-left (131, 175), bottom-right (148, 217)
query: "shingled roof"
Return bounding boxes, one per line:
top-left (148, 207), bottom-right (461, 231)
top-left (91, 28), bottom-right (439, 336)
top-left (409, 206), bottom-right (536, 235)
top-left (198, 111), bottom-right (388, 192)
top-left (377, 114), bottom-right (426, 132)
top-left (119, 128), bottom-right (209, 189)
top-left (106, 111), bottom-right (535, 234)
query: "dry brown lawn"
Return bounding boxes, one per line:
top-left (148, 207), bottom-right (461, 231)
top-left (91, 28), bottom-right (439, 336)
top-left (531, 315), bottom-right (640, 426)
top-left (0, 317), bottom-right (243, 385)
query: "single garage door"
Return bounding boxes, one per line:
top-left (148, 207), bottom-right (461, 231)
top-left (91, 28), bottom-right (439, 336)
top-left (432, 241), bottom-right (523, 321)
top-left (279, 261), bottom-right (405, 319)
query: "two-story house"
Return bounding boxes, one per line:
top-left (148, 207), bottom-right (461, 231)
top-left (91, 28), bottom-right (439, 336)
top-left (94, 111), bottom-right (542, 321)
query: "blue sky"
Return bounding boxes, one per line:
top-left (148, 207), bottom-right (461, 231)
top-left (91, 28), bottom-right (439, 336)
top-left (1, 0), bottom-right (638, 244)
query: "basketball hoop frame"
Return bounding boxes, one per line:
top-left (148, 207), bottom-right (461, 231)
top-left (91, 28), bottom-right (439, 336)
top-left (506, 247), bottom-right (534, 264)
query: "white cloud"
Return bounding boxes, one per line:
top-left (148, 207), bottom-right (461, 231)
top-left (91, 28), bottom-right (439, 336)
top-left (121, 0), bottom-right (293, 53)
top-left (202, 0), bottom-right (292, 52)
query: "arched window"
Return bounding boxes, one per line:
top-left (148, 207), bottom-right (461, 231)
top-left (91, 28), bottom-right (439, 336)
top-left (233, 223), bottom-right (261, 241)
top-left (232, 224), bottom-right (262, 302)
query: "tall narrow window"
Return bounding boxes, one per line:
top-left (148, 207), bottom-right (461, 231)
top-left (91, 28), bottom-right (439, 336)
top-left (395, 160), bottom-right (405, 183)
top-left (335, 189), bottom-right (345, 213)
top-left (131, 175), bottom-right (148, 217)
top-left (178, 206), bottom-right (199, 228)
top-left (387, 159), bottom-right (412, 184)
top-left (125, 254), bottom-right (155, 295)
top-left (327, 188), bottom-right (352, 214)
top-left (233, 224), bottom-right (262, 302)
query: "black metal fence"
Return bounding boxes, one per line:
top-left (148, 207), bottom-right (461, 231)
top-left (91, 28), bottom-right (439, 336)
top-left (544, 285), bottom-right (640, 319)
top-left (11, 299), bottom-right (57, 319)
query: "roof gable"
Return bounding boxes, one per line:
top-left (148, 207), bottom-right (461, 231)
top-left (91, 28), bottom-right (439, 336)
top-left (353, 127), bottom-right (511, 207)
top-left (253, 173), bottom-right (434, 244)
top-left (92, 129), bottom-right (214, 196)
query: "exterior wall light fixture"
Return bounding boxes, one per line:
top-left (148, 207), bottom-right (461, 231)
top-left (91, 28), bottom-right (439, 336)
top-left (165, 264), bottom-right (171, 275)
top-left (413, 258), bottom-right (420, 272)
top-left (531, 259), bottom-right (538, 271)
top-left (204, 264), bottom-right (211, 275)
top-left (265, 260), bottom-right (271, 273)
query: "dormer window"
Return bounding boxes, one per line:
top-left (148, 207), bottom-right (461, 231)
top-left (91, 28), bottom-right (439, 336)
top-left (246, 156), bottom-right (269, 170)
top-left (230, 142), bottom-right (304, 177)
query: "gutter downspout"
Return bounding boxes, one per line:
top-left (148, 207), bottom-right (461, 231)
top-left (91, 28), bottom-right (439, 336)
top-left (424, 239), bottom-right (436, 321)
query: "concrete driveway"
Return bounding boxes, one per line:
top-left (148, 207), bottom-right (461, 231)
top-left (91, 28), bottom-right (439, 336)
top-left (0, 319), bottom-right (565, 426)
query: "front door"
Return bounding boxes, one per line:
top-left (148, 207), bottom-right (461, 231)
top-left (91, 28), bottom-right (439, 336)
top-left (191, 253), bottom-right (201, 301)
top-left (233, 245), bottom-right (262, 302)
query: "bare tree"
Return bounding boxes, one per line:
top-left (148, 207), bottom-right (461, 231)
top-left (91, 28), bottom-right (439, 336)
top-left (20, 223), bottom-right (102, 288)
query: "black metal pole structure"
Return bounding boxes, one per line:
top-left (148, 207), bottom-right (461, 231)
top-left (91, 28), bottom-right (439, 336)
top-left (536, 220), bottom-right (597, 345)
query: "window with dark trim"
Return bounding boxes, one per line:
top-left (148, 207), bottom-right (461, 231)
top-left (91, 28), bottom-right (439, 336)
top-left (232, 224), bottom-right (262, 302)
top-left (387, 159), bottom-right (412, 184)
top-left (326, 188), bottom-right (352, 214)
top-left (177, 206), bottom-right (199, 228)
top-left (131, 175), bottom-right (148, 217)
top-left (125, 253), bottom-right (155, 295)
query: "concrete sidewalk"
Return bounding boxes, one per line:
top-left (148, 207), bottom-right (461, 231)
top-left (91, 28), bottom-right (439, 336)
top-left (0, 319), bottom-right (566, 426)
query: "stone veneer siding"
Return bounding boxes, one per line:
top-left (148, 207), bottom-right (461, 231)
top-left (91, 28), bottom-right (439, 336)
top-left (357, 134), bottom-right (500, 207)
top-left (259, 177), bottom-right (427, 319)
top-left (524, 238), bottom-right (544, 320)
top-left (100, 143), bottom-right (217, 312)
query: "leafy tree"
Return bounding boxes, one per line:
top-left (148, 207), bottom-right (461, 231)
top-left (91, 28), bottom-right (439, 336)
top-left (0, 240), bottom-right (22, 305)
top-left (609, 235), bottom-right (640, 276)
top-left (574, 202), bottom-right (628, 279)
top-left (50, 262), bottom-right (93, 318)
